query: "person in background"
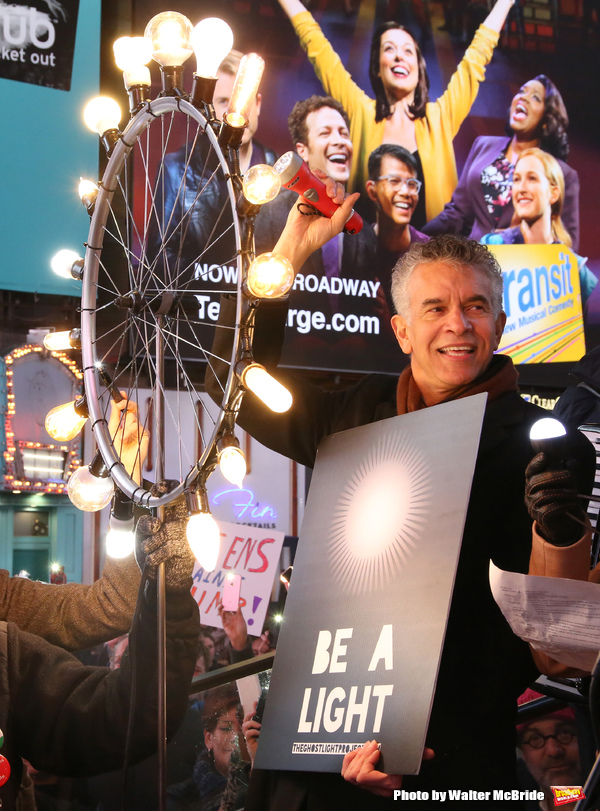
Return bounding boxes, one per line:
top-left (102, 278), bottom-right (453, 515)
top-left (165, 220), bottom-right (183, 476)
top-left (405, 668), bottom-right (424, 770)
top-left (553, 346), bottom-right (600, 430)
top-left (201, 630), bottom-right (219, 670)
top-left (167, 685), bottom-right (249, 811)
top-left (211, 50), bottom-right (277, 174)
top-left (157, 50), bottom-right (276, 275)
top-left (481, 148), bottom-right (596, 305)
top-left (518, 703), bottom-right (583, 810)
top-left (365, 143), bottom-right (429, 315)
top-left (274, 0), bottom-right (515, 226)
top-left (254, 94), bottom-right (380, 373)
top-left (424, 76), bottom-right (580, 250)
top-left (217, 602), bottom-right (279, 662)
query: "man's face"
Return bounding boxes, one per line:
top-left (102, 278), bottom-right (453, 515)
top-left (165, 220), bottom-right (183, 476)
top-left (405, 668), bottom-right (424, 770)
top-left (366, 154), bottom-right (419, 227)
top-left (295, 106), bottom-right (353, 184)
top-left (391, 262), bottom-right (506, 406)
top-left (214, 70), bottom-right (262, 146)
top-left (520, 718), bottom-right (581, 792)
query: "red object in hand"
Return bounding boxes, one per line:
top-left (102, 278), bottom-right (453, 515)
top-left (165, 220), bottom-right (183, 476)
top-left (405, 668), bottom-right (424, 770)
top-left (274, 151), bottom-right (363, 234)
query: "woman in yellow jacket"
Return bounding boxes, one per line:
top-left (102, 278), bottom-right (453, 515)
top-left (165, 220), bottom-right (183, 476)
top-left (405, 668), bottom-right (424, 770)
top-left (276, 0), bottom-right (515, 225)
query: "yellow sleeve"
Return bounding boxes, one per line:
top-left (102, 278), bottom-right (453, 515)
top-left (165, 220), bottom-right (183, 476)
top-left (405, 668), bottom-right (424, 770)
top-left (432, 24), bottom-right (499, 137)
top-left (291, 11), bottom-right (371, 122)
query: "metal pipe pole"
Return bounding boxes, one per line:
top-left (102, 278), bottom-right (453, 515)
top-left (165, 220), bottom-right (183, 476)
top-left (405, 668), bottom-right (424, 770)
top-left (155, 315), bottom-right (167, 811)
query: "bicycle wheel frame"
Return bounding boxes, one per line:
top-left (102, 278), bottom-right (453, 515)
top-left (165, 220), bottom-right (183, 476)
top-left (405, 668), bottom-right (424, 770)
top-left (81, 97), bottom-right (245, 508)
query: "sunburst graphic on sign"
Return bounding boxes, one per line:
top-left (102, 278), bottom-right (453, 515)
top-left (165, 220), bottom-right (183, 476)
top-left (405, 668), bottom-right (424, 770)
top-left (329, 432), bottom-right (431, 594)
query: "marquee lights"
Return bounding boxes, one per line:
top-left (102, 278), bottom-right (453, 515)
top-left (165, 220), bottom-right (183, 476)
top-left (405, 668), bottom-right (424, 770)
top-left (2, 345), bottom-right (82, 494)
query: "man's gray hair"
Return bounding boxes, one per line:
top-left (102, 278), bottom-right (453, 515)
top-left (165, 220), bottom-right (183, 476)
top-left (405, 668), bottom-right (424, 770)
top-left (390, 234), bottom-right (504, 319)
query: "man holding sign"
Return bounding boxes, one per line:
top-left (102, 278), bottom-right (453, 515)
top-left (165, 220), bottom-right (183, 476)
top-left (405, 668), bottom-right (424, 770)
top-left (207, 181), bottom-right (595, 807)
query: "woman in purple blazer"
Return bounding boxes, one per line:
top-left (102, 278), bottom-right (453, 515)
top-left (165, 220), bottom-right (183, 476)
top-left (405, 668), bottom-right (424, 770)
top-left (422, 75), bottom-right (580, 250)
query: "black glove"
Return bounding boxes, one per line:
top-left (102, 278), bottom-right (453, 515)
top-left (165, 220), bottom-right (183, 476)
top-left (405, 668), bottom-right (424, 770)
top-left (136, 480), bottom-right (195, 590)
top-left (524, 452), bottom-right (586, 546)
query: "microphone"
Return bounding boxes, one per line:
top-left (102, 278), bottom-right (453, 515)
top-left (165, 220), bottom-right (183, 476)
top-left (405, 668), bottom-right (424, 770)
top-left (273, 151), bottom-right (363, 234)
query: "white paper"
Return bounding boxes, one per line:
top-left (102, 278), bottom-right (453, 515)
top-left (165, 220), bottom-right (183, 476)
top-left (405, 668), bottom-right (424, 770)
top-left (489, 561), bottom-right (600, 672)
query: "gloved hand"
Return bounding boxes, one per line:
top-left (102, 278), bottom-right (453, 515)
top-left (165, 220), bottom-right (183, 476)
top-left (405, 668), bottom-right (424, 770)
top-left (136, 480), bottom-right (195, 590)
top-left (524, 452), bottom-right (586, 546)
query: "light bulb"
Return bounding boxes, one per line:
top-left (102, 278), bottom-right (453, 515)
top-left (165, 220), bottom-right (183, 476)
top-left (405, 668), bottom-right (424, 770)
top-left (243, 164), bottom-right (281, 205)
top-left (530, 418), bottom-right (567, 441)
top-left (106, 526), bottom-right (135, 558)
top-left (67, 466), bottom-right (115, 512)
top-left (219, 445), bottom-right (246, 488)
top-left (78, 177), bottom-right (98, 211)
top-left (113, 36), bottom-right (152, 88)
top-left (50, 249), bottom-right (84, 280)
top-left (191, 18), bottom-right (233, 78)
top-left (530, 417), bottom-right (567, 460)
top-left (225, 53), bottom-right (264, 128)
top-left (45, 399), bottom-right (88, 441)
top-left (144, 12), bottom-right (193, 67)
top-left (43, 329), bottom-right (80, 351)
top-left (240, 363), bottom-right (292, 413)
top-left (186, 512), bottom-right (221, 572)
top-left (83, 96), bottom-right (122, 136)
top-left (246, 252), bottom-right (294, 299)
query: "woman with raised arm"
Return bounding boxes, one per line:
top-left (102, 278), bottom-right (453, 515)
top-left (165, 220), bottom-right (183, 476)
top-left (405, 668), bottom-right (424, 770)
top-left (481, 147), bottom-right (596, 304)
top-left (275, 0), bottom-right (514, 227)
top-left (423, 75), bottom-right (580, 250)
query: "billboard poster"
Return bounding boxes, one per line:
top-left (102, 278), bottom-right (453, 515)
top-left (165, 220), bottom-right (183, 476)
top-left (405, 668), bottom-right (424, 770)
top-left (254, 395), bottom-right (486, 774)
top-left (130, 0), bottom-right (600, 376)
top-left (0, 0), bottom-right (80, 90)
top-left (493, 244), bottom-right (586, 363)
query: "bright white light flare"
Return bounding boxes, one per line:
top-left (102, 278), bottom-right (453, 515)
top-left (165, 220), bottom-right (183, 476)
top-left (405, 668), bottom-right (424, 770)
top-left (144, 12), bottom-right (193, 67)
top-left (83, 96), bottom-right (122, 136)
top-left (191, 18), bottom-right (233, 78)
top-left (186, 512), bottom-right (221, 572)
top-left (241, 364), bottom-right (292, 413)
top-left (219, 445), bottom-right (247, 488)
top-left (246, 252), bottom-right (294, 299)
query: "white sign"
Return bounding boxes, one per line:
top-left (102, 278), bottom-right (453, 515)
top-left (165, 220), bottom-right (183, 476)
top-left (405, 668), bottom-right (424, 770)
top-left (191, 520), bottom-right (285, 633)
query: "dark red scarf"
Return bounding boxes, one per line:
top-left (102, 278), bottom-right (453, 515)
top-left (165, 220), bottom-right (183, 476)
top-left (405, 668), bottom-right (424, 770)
top-left (396, 354), bottom-right (519, 415)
